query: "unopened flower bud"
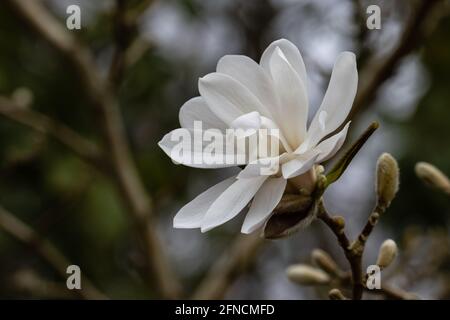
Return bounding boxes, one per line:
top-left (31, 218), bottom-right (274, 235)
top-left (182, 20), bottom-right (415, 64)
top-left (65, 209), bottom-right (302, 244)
top-left (311, 249), bottom-right (339, 275)
top-left (286, 264), bottom-right (330, 285)
top-left (264, 194), bottom-right (316, 239)
top-left (328, 288), bottom-right (347, 300)
top-left (415, 162), bottom-right (450, 195)
top-left (376, 239), bottom-right (398, 269)
top-left (376, 153), bottom-right (399, 208)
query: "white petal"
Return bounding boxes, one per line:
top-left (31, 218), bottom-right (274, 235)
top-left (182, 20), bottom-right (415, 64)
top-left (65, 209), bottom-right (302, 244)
top-left (315, 121), bottom-right (351, 162)
top-left (260, 116), bottom-right (293, 153)
top-left (198, 73), bottom-right (267, 125)
top-left (179, 96), bottom-right (226, 131)
top-left (241, 177), bottom-right (287, 234)
top-left (237, 153), bottom-right (289, 179)
top-left (260, 39), bottom-right (308, 88)
top-left (307, 52), bottom-right (357, 147)
top-left (230, 111), bottom-right (261, 131)
top-left (228, 112), bottom-right (261, 142)
top-left (173, 176), bottom-right (237, 229)
top-left (282, 150), bottom-right (321, 179)
top-left (158, 128), bottom-right (239, 168)
top-left (269, 47), bottom-right (308, 148)
top-left (201, 176), bottom-right (268, 232)
top-left (285, 122), bottom-right (350, 177)
top-left (217, 55), bottom-right (277, 118)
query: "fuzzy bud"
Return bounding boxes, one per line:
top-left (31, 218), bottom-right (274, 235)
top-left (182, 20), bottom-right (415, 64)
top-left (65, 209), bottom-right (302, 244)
top-left (415, 162), bottom-right (450, 195)
top-left (311, 249), bottom-right (339, 275)
top-left (286, 264), bottom-right (330, 286)
top-left (328, 288), bottom-right (347, 300)
top-left (264, 194), bottom-right (316, 239)
top-left (376, 239), bottom-right (398, 269)
top-left (376, 153), bottom-right (399, 208)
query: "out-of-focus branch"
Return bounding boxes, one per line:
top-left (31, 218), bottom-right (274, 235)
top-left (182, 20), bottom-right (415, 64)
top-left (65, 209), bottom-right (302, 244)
top-left (0, 96), bottom-right (105, 170)
top-left (11, 269), bottom-right (79, 299)
top-left (5, 0), bottom-right (181, 298)
top-left (108, 0), bottom-right (155, 87)
top-left (108, 0), bottom-right (132, 87)
top-left (348, 0), bottom-right (445, 121)
top-left (365, 284), bottom-right (418, 300)
top-left (0, 205), bottom-right (106, 300)
top-left (125, 0), bottom-right (155, 24)
top-left (192, 233), bottom-right (265, 299)
top-left (352, 0), bottom-right (371, 66)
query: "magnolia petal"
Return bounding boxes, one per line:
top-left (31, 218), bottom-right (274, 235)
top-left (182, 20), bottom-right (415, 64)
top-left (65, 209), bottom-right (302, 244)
top-left (260, 116), bottom-right (293, 153)
top-left (307, 52), bottom-right (357, 147)
top-left (237, 153), bottom-right (289, 179)
top-left (198, 73), bottom-right (267, 125)
top-left (282, 150), bottom-right (321, 179)
top-left (230, 111), bottom-right (261, 131)
top-left (217, 55), bottom-right (277, 118)
top-left (179, 96), bottom-right (227, 131)
top-left (201, 176), bottom-right (268, 232)
top-left (260, 38), bottom-right (307, 88)
top-left (269, 47), bottom-right (308, 148)
top-left (173, 176), bottom-right (237, 229)
top-left (158, 128), bottom-right (239, 168)
top-left (315, 121), bottom-right (351, 162)
top-left (241, 177), bottom-right (287, 234)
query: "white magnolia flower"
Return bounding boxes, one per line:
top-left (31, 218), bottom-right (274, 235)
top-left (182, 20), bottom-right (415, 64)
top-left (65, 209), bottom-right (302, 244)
top-left (159, 39), bottom-right (358, 234)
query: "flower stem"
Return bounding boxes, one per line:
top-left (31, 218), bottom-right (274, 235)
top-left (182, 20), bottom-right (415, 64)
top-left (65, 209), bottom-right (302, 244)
top-left (317, 200), bottom-right (363, 300)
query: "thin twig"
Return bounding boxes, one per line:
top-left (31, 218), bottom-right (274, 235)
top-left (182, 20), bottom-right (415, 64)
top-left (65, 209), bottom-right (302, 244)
top-left (353, 205), bottom-right (384, 251)
top-left (0, 96), bottom-right (105, 171)
top-left (348, 0), bottom-right (444, 121)
top-left (317, 201), bottom-right (363, 300)
top-left (11, 269), bottom-right (79, 299)
top-left (108, 0), bottom-right (132, 88)
top-left (5, 0), bottom-right (181, 298)
top-left (108, 0), bottom-right (155, 87)
top-left (0, 205), bottom-right (106, 300)
top-left (365, 284), bottom-right (418, 300)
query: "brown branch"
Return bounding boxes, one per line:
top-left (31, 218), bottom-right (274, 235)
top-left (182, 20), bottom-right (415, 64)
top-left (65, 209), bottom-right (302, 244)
top-left (365, 284), bottom-right (418, 300)
top-left (348, 0), bottom-right (444, 121)
top-left (332, 262), bottom-right (418, 300)
top-left (11, 269), bottom-right (80, 299)
top-left (125, 0), bottom-right (155, 24)
top-left (318, 199), bottom-right (389, 300)
top-left (0, 96), bottom-right (105, 170)
top-left (5, 0), bottom-right (181, 298)
top-left (108, 0), bottom-right (132, 88)
top-left (353, 204), bottom-right (385, 253)
top-left (192, 233), bottom-right (265, 299)
top-left (108, 0), bottom-right (155, 87)
top-left (0, 205), bottom-right (106, 300)
top-left (317, 201), bottom-right (363, 300)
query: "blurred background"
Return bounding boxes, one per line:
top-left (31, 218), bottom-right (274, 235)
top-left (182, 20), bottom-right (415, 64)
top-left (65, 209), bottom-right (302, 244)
top-left (0, 0), bottom-right (449, 299)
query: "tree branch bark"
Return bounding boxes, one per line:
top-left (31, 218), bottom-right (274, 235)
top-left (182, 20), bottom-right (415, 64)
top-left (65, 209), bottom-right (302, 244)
top-left (348, 0), bottom-right (444, 122)
top-left (317, 201), bottom-right (363, 300)
top-left (5, 0), bottom-right (181, 298)
top-left (0, 96), bottom-right (105, 170)
top-left (0, 205), bottom-right (106, 300)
